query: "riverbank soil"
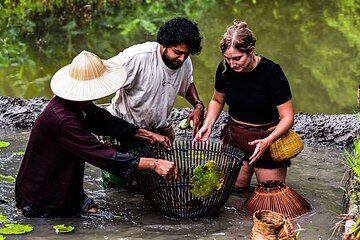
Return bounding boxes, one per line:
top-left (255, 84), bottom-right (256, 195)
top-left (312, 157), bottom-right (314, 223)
top-left (1, 96), bottom-right (359, 147)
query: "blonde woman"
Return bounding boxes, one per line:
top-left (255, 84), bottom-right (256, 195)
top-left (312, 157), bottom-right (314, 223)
top-left (194, 20), bottom-right (294, 192)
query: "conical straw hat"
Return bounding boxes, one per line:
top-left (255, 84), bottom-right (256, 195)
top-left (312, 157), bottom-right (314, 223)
top-left (50, 50), bottom-right (127, 101)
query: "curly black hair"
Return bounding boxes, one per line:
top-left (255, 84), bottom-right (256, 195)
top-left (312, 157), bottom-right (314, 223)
top-left (157, 17), bottom-right (202, 55)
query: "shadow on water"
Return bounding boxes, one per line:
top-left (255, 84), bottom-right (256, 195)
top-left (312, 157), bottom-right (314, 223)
top-left (0, 129), bottom-right (346, 239)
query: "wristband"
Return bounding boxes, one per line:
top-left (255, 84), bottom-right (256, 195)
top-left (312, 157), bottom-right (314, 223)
top-left (194, 99), bottom-right (205, 109)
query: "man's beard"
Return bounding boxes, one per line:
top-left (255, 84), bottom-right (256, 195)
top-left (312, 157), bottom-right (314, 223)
top-left (162, 49), bottom-right (183, 70)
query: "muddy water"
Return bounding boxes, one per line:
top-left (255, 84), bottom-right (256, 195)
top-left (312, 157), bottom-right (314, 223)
top-left (0, 129), bottom-right (346, 239)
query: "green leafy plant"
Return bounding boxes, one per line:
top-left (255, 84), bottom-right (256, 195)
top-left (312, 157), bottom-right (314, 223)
top-left (345, 138), bottom-right (360, 177)
top-left (52, 224), bottom-right (75, 233)
top-left (190, 160), bottom-right (224, 198)
top-left (0, 224), bottom-right (33, 235)
top-left (341, 115), bottom-right (360, 238)
top-left (344, 137), bottom-right (360, 210)
top-left (344, 217), bottom-right (360, 239)
top-left (0, 235), bottom-right (5, 240)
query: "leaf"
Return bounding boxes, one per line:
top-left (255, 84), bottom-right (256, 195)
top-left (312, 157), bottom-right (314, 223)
top-left (0, 224), bottom-right (33, 235)
top-left (179, 119), bottom-right (193, 129)
top-left (0, 142), bottom-right (10, 148)
top-left (0, 235), bottom-right (5, 240)
top-left (53, 224), bottom-right (75, 233)
top-left (12, 151), bottom-right (25, 155)
top-left (0, 175), bottom-right (16, 183)
top-left (178, 119), bottom-right (189, 129)
top-left (189, 120), bottom-right (193, 128)
top-left (0, 214), bottom-right (9, 223)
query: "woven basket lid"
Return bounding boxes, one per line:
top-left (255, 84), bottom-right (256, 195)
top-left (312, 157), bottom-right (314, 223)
top-left (244, 180), bottom-right (311, 219)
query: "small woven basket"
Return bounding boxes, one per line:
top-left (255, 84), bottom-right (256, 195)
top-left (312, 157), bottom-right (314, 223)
top-left (278, 217), bottom-right (297, 240)
top-left (268, 127), bottom-right (304, 162)
top-left (130, 140), bottom-right (244, 220)
top-left (250, 210), bottom-right (285, 240)
top-left (244, 180), bottom-right (311, 219)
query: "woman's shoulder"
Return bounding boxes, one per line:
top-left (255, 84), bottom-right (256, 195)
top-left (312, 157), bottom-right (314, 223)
top-left (257, 56), bottom-right (284, 74)
top-left (259, 56), bottom-right (279, 67)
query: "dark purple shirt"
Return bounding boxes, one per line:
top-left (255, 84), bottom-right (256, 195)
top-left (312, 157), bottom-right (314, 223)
top-left (15, 96), bottom-right (140, 216)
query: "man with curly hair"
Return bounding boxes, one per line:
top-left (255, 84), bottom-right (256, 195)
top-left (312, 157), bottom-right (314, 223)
top-left (104, 17), bottom-right (204, 188)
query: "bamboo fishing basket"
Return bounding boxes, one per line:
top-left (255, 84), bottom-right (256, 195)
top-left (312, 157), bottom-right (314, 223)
top-left (130, 140), bottom-right (244, 220)
top-left (244, 180), bottom-right (311, 219)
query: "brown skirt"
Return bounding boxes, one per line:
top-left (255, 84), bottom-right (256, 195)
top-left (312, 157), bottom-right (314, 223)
top-left (222, 119), bottom-right (291, 169)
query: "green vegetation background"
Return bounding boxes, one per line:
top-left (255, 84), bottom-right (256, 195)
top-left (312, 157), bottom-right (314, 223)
top-left (0, 0), bottom-right (359, 113)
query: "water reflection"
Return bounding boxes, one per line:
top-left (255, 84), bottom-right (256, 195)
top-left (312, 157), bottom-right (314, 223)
top-left (0, 129), bottom-right (346, 239)
top-left (0, 0), bottom-right (359, 114)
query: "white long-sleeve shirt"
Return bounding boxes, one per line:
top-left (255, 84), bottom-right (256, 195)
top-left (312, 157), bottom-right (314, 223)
top-left (107, 42), bottom-right (194, 129)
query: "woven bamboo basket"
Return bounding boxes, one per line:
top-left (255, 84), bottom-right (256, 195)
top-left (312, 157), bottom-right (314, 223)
top-left (250, 210), bottom-right (297, 240)
top-left (130, 140), bottom-right (244, 220)
top-left (268, 127), bottom-right (304, 162)
top-left (250, 210), bottom-right (285, 240)
top-left (244, 180), bottom-right (311, 219)
top-left (278, 217), bottom-right (297, 240)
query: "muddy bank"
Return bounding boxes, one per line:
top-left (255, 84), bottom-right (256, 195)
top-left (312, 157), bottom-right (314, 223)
top-left (1, 96), bottom-right (359, 147)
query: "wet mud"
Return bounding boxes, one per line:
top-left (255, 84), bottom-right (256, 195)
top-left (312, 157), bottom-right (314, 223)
top-left (1, 96), bottom-right (359, 147)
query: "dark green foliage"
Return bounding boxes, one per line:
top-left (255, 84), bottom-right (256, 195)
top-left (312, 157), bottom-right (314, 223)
top-left (0, 0), bottom-right (215, 99)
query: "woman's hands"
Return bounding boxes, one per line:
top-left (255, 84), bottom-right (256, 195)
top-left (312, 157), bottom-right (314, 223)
top-left (248, 100), bottom-right (294, 165)
top-left (248, 137), bottom-right (272, 165)
top-left (193, 123), bottom-right (212, 142)
top-left (193, 90), bottom-right (225, 143)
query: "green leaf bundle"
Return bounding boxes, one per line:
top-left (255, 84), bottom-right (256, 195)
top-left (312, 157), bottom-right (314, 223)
top-left (190, 160), bottom-right (224, 198)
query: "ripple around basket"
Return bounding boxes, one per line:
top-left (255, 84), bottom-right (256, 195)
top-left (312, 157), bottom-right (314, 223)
top-left (130, 140), bottom-right (244, 220)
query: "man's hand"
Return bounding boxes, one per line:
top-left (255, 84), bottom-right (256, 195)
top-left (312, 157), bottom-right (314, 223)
top-left (187, 104), bottom-right (204, 137)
